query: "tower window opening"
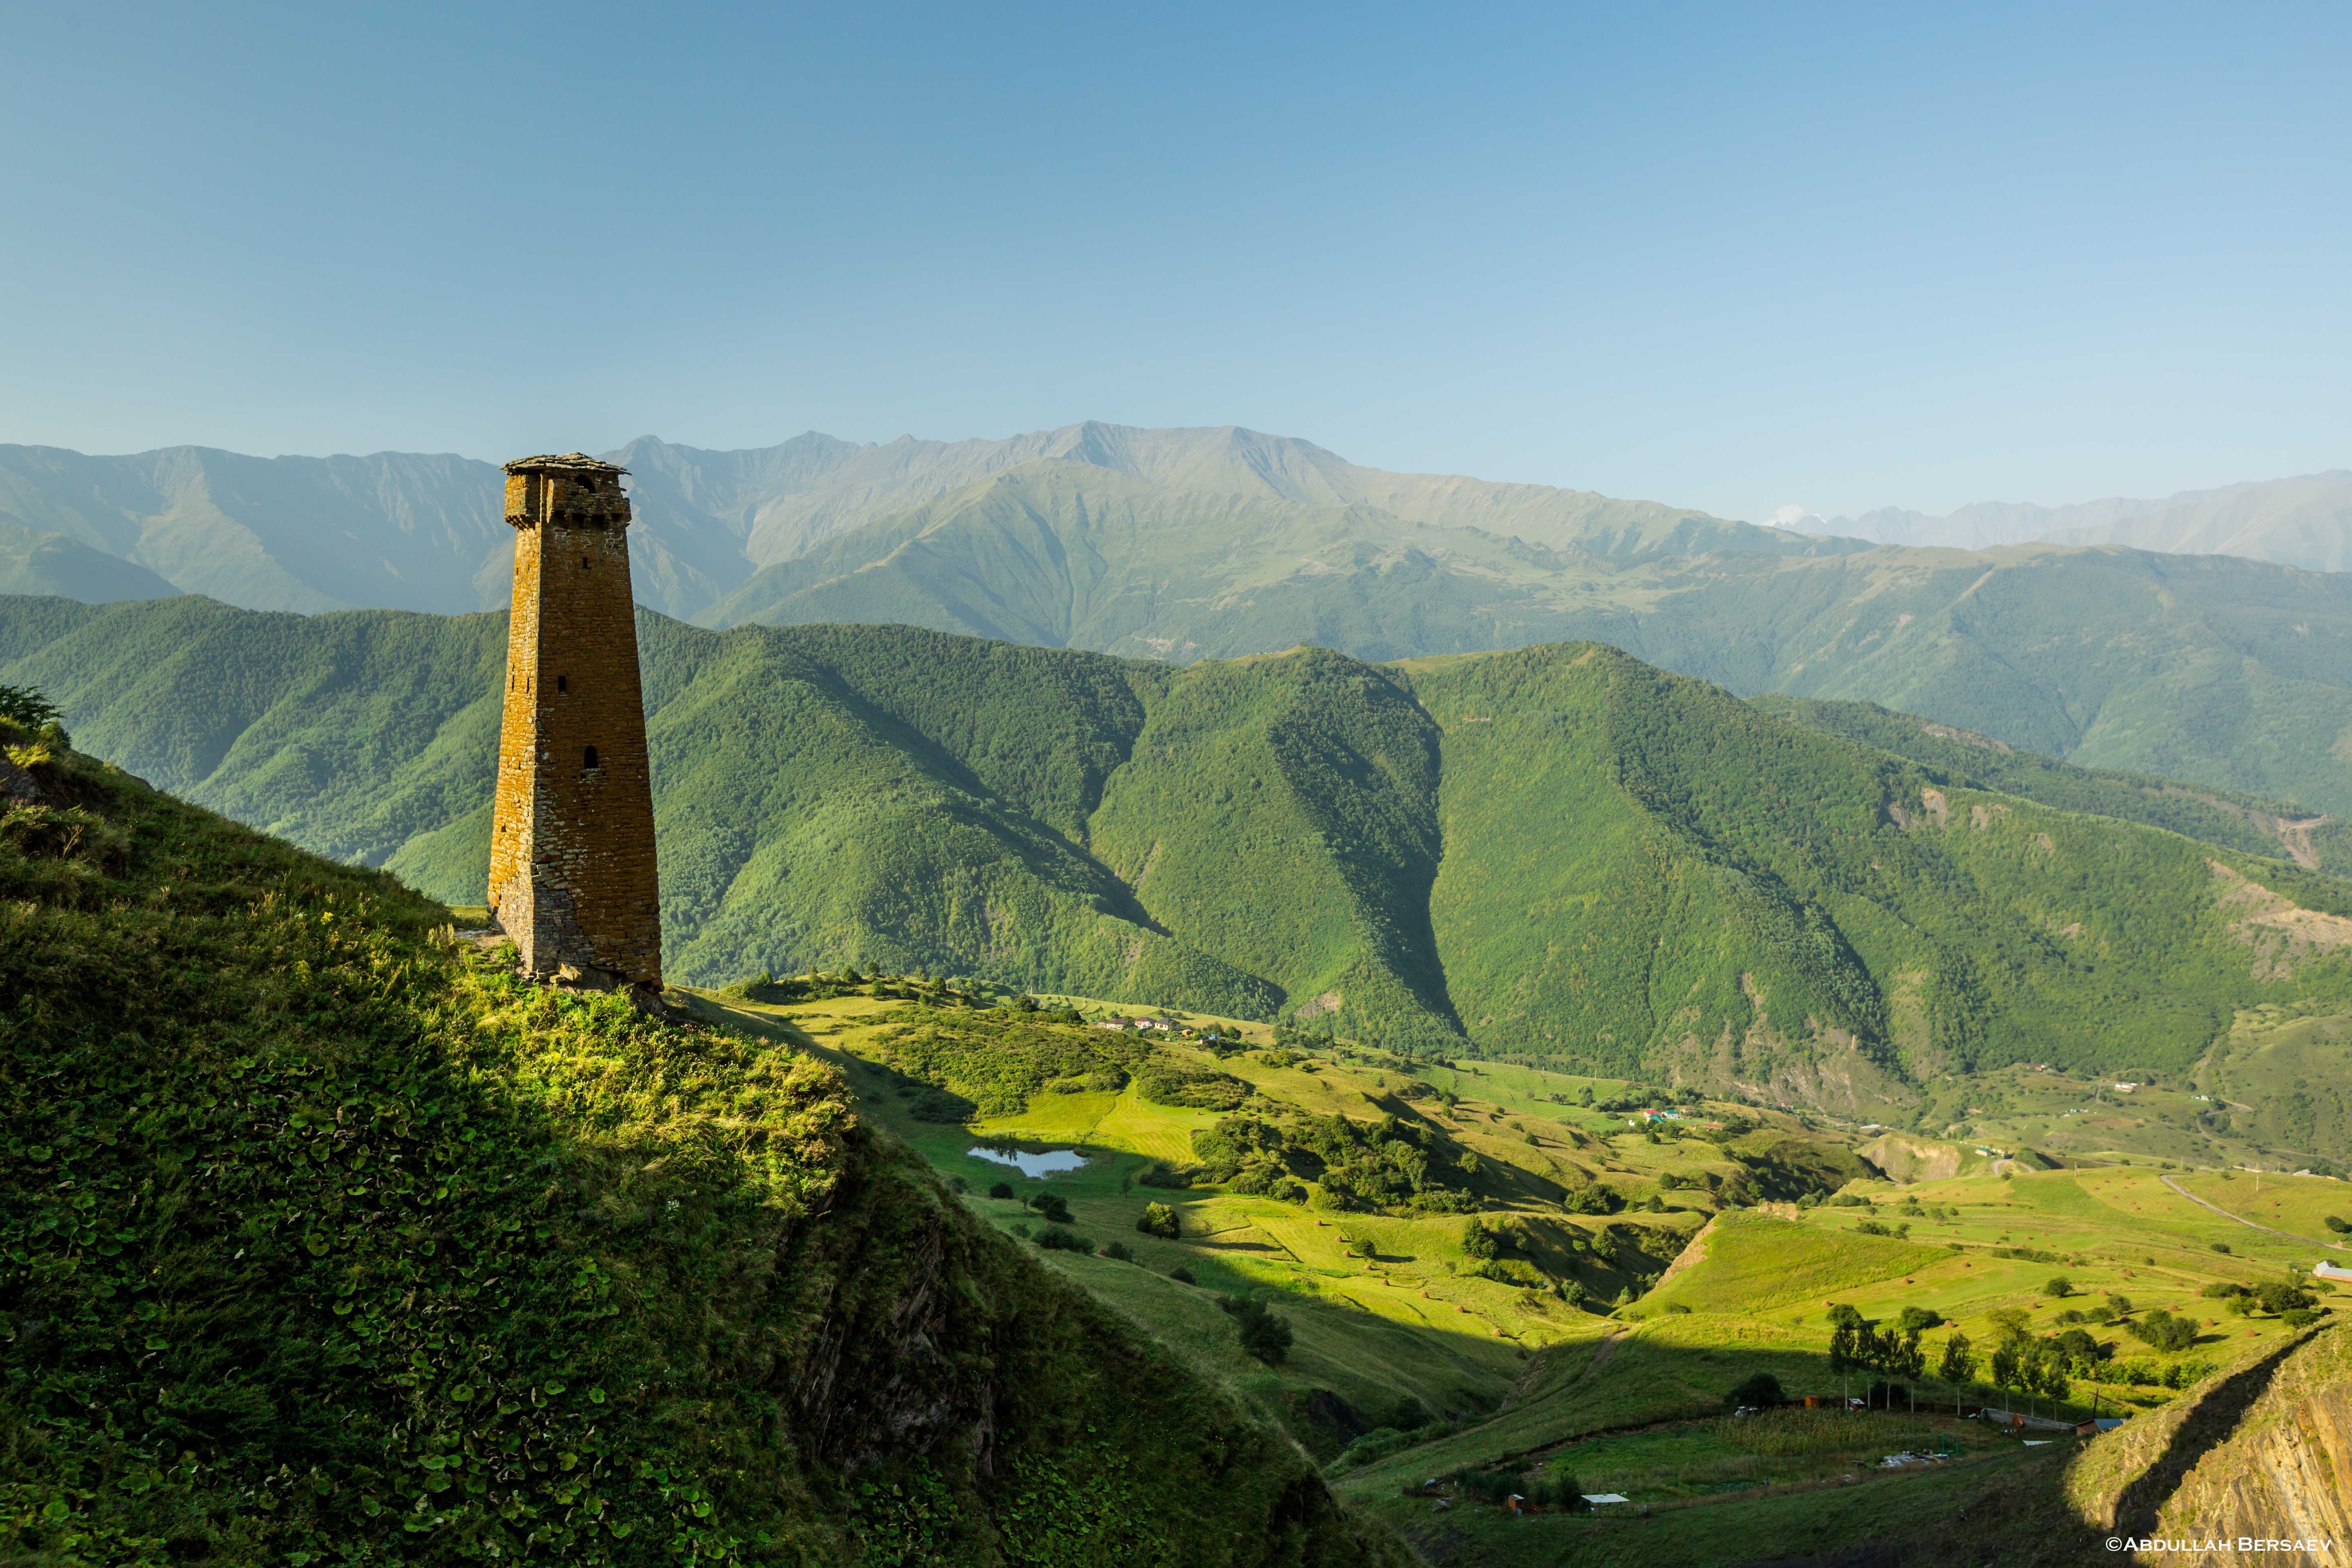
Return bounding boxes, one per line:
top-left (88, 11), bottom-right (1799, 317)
top-left (557, 674), bottom-right (568, 693)
top-left (582, 554), bottom-right (591, 569)
top-left (583, 746), bottom-right (599, 771)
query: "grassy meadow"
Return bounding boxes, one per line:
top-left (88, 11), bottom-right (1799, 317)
top-left (683, 978), bottom-right (2352, 1566)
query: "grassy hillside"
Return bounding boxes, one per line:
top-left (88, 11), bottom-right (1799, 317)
top-left (12, 603), bottom-right (2352, 1132)
top-left (0, 732), bottom-right (1406, 1566)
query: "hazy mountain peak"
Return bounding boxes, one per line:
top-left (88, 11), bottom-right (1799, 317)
top-left (1823, 470), bottom-right (2352, 572)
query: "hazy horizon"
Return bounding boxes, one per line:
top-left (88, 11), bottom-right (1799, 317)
top-left (6, 3), bottom-right (2348, 526)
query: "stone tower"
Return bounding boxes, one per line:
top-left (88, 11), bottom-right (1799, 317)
top-left (487, 452), bottom-right (664, 1002)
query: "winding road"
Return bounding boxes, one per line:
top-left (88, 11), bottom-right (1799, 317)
top-left (2160, 1174), bottom-right (2341, 1249)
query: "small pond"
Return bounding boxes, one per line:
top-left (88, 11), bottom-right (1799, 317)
top-left (968, 1146), bottom-right (1089, 1178)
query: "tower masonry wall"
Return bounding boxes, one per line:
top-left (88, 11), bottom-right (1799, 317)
top-left (487, 460), bottom-right (663, 989)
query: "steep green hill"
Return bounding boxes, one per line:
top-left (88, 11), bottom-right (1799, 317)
top-left (11, 599), bottom-right (2352, 1123)
top-left (0, 718), bottom-right (1404, 1565)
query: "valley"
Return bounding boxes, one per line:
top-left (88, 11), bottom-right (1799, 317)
top-left (10, 602), bottom-right (2352, 1169)
top-left (684, 976), bottom-right (2352, 1567)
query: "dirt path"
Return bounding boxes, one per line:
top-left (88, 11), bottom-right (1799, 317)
top-left (2160, 1174), bottom-right (2341, 1249)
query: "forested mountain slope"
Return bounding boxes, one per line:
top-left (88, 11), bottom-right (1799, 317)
top-left (1755, 695), bottom-right (2350, 876)
top-left (11, 597), bottom-right (2351, 1109)
top-left (0, 710), bottom-right (1403, 1566)
top-left (704, 489), bottom-right (2352, 818)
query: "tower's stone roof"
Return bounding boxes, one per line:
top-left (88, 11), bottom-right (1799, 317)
top-left (503, 452), bottom-right (629, 477)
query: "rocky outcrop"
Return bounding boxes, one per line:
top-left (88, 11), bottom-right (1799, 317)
top-left (2145, 1323), bottom-right (2352, 1565)
top-left (2069, 1323), bottom-right (2351, 1568)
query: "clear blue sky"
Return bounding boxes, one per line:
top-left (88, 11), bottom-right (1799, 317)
top-left (4, 1), bottom-right (2346, 522)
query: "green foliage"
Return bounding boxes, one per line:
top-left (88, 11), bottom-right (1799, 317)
top-left (0, 681), bottom-right (59, 729)
top-left (1218, 1298), bottom-right (1295, 1366)
top-left (868, 1008), bottom-right (1145, 1120)
top-left (2042, 1275), bottom-right (2075, 1298)
top-left (1133, 1064), bottom-right (1252, 1111)
top-left (2127, 1310), bottom-right (2201, 1353)
top-left (1755, 695), bottom-right (2352, 876)
top-left (1136, 1203), bottom-right (1180, 1241)
top-left (1190, 1110), bottom-right (1480, 1213)
top-left (1725, 1372), bottom-right (1785, 1409)
top-left (0, 746), bottom-right (1402, 1567)
top-left (2253, 1282), bottom-right (2316, 1316)
top-left (1035, 1226), bottom-right (1093, 1254)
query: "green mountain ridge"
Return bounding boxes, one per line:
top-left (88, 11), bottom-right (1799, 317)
top-left (698, 470), bottom-right (2352, 820)
top-left (10, 596), bottom-right (2350, 1125)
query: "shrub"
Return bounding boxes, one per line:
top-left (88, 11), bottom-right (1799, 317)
top-left (2201, 1282), bottom-right (2247, 1299)
top-left (1461, 1221), bottom-right (1498, 1260)
top-left (1897, 1306), bottom-right (1943, 1334)
top-left (1100, 1241), bottom-right (1135, 1263)
top-left (987, 1180), bottom-right (1015, 1200)
top-left (2126, 1309), bottom-right (2198, 1353)
top-left (2326, 1216), bottom-right (2349, 1234)
top-left (1169, 1265), bottom-right (1196, 1285)
top-left (1027, 1192), bottom-right (1073, 1225)
top-left (2282, 1307), bottom-right (2321, 1328)
top-left (2042, 1275), bottom-right (2075, 1298)
top-left (1217, 1296), bottom-right (1294, 1364)
top-left (2255, 1282), bottom-right (2316, 1316)
top-left (1136, 1160), bottom-right (1193, 1189)
top-left (2211, 1242), bottom-right (2232, 1254)
top-left (1036, 1226), bottom-right (1092, 1254)
top-left (1137, 1201), bottom-right (1181, 1240)
top-left (1564, 1184), bottom-right (1621, 1215)
top-left (1726, 1372), bottom-right (1784, 1408)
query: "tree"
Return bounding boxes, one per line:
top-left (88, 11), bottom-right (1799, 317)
top-left (1461, 1221), bottom-right (1499, 1260)
top-left (1726, 1372), bottom-right (1784, 1409)
top-left (1218, 1296), bottom-right (1294, 1365)
top-left (2254, 1282), bottom-right (2316, 1316)
top-left (2042, 1275), bottom-right (2074, 1298)
top-left (1027, 1192), bottom-right (1073, 1225)
top-left (1938, 1332), bottom-right (1977, 1415)
top-left (988, 1181), bottom-right (1015, 1200)
top-left (0, 683), bottom-right (60, 731)
top-left (1136, 1202), bottom-right (1180, 1240)
top-left (1989, 1343), bottom-right (2021, 1413)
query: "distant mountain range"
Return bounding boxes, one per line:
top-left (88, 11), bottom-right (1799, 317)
top-left (0, 424), bottom-right (1831, 620)
top-left (4, 425), bottom-right (2348, 818)
top-left (1815, 470), bottom-right (2352, 572)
